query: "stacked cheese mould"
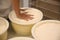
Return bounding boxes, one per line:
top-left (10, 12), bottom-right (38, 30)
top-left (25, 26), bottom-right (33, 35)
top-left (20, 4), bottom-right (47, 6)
top-left (0, 17), bottom-right (9, 40)
top-left (9, 8), bottom-right (43, 36)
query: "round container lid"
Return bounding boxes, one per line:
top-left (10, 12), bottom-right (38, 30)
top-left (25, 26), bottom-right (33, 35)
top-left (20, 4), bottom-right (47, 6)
top-left (8, 37), bottom-right (35, 40)
top-left (0, 17), bottom-right (9, 35)
top-left (9, 8), bottom-right (43, 25)
top-left (32, 20), bottom-right (60, 40)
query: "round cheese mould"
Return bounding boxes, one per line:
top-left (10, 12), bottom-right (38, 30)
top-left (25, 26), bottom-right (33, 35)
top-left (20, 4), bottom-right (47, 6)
top-left (8, 37), bottom-right (35, 40)
top-left (32, 20), bottom-right (60, 40)
top-left (9, 8), bottom-right (43, 36)
top-left (0, 17), bottom-right (9, 40)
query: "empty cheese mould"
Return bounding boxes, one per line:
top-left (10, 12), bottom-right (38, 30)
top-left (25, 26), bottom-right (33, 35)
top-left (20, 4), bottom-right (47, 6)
top-left (32, 20), bottom-right (60, 40)
top-left (8, 37), bottom-right (35, 40)
top-left (9, 8), bottom-right (43, 36)
top-left (0, 17), bottom-right (9, 40)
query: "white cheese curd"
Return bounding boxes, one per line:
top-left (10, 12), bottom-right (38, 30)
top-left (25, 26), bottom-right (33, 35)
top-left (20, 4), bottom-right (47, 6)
top-left (32, 20), bottom-right (60, 40)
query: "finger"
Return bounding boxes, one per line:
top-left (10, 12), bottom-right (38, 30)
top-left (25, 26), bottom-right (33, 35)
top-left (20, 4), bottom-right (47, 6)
top-left (23, 17), bottom-right (33, 21)
top-left (28, 15), bottom-right (33, 16)
top-left (22, 12), bottom-right (33, 16)
top-left (20, 9), bottom-right (27, 11)
top-left (27, 17), bottom-right (33, 20)
top-left (26, 14), bottom-right (33, 16)
top-left (23, 18), bottom-right (29, 21)
top-left (30, 17), bottom-right (33, 20)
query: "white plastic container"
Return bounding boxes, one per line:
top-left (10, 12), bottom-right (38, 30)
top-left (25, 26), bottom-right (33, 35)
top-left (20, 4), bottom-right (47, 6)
top-left (32, 20), bottom-right (60, 40)
top-left (0, 17), bottom-right (9, 40)
top-left (8, 37), bottom-right (35, 40)
top-left (9, 8), bottom-right (43, 36)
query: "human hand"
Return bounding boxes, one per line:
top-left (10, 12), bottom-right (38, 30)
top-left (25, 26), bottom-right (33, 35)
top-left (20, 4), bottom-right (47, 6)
top-left (17, 9), bottom-right (33, 21)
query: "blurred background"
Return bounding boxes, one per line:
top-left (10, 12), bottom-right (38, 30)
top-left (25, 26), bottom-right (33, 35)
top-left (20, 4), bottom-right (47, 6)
top-left (0, 0), bottom-right (60, 20)
top-left (30, 0), bottom-right (60, 20)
